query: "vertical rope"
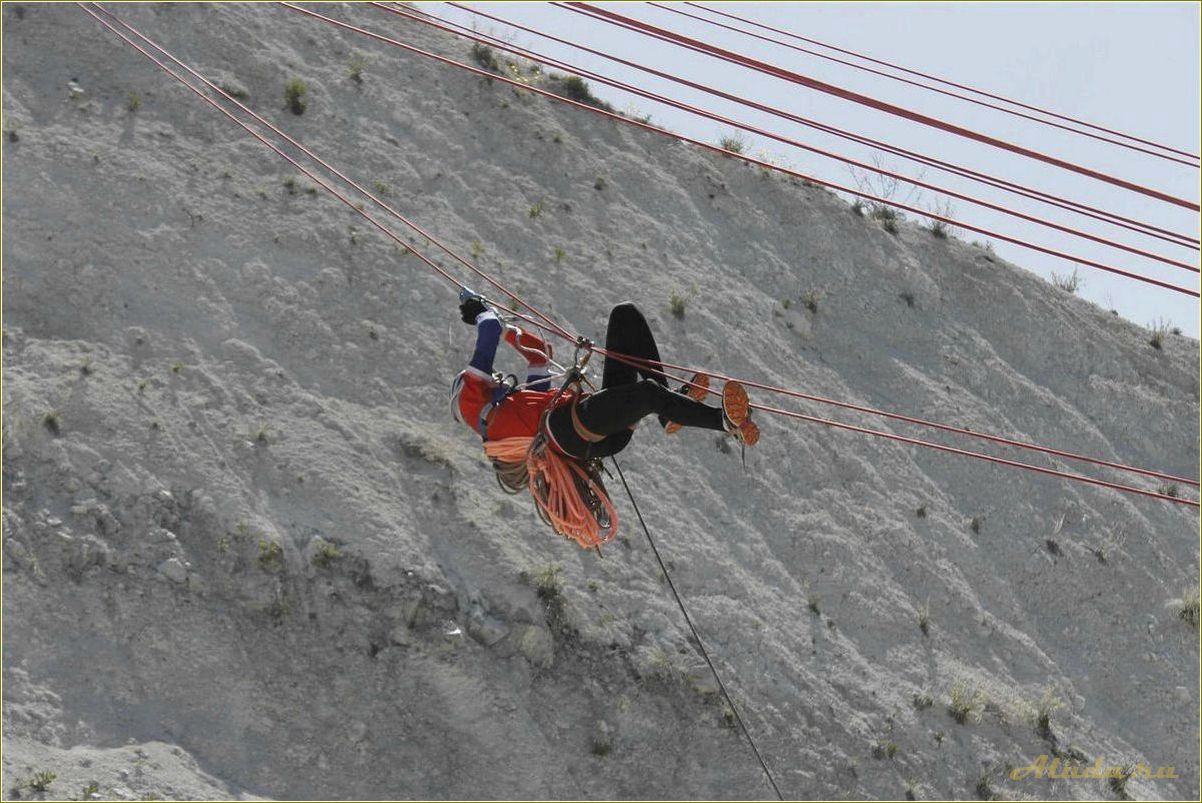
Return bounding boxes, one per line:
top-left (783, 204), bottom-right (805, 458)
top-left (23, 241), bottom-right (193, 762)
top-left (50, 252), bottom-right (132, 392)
top-left (609, 457), bottom-right (785, 800)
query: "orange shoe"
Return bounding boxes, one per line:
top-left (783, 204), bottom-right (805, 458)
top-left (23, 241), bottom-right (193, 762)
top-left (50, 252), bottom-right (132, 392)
top-left (734, 418), bottom-right (760, 447)
top-left (721, 381), bottom-right (750, 428)
top-left (664, 373), bottom-right (711, 434)
top-left (722, 382), bottom-right (759, 447)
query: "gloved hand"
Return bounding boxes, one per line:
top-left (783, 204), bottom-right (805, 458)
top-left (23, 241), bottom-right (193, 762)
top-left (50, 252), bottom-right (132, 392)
top-left (459, 295), bottom-right (487, 324)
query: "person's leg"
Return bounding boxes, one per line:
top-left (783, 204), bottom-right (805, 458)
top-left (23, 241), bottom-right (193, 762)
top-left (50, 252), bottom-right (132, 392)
top-left (576, 379), bottom-right (724, 437)
top-left (600, 303), bottom-right (668, 389)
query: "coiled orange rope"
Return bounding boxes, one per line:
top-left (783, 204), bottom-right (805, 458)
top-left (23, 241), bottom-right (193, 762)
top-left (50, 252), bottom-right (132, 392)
top-left (484, 435), bottom-right (618, 548)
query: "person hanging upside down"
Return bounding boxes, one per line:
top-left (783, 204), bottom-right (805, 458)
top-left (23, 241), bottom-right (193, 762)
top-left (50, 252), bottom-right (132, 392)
top-left (449, 291), bottom-right (757, 548)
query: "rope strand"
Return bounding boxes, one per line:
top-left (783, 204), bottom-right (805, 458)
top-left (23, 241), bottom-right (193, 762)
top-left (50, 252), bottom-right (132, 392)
top-left (610, 456), bottom-right (785, 800)
top-left (447, 1), bottom-right (1197, 250)
top-left (282, 2), bottom-right (1200, 298)
top-left (683, 1), bottom-right (1201, 163)
top-left (564, 2), bottom-right (1200, 211)
top-left (392, 2), bottom-right (1196, 274)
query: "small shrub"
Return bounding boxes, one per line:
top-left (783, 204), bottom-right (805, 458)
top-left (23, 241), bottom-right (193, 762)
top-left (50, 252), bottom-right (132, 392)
top-left (917, 600), bottom-right (930, 636)
top-left (471, 43), bottom-right (500, 72)
top-left (257, 539), bottom-right (285, 573)
top-left (284, 78), bottom-right (307, 115)
top-left (1050, 268), bottom-right (1082, 293)
top-left (171, 360), bottom-right (184, 374)
top-left (79, 357), bottom-right (94, 376)
top-left (1108, 765), bottom-right (1134, 796)
top-left (220, 83), bottom-right (249, 101)
top-left (347, 53), bottom-right (366, 83)
top-left (283, 176), bottom-right (299, 195)
top-left (560, 74), bottom-right (597, 104)
top-left (82, 781), bottom-right (100, 798)
top-left (6, 129), bottom-right (19, 143)
top-left (589, 739), bottom-right (611, 757)
top-left (312, 541), bottom-right (341, 569)
top-left (553, 246), bottom-right (565, 263)
top-left (594, 176), bottom-right (606, 191)
top-left (948, 681), bottom-right (985, 724)
top-left (915, 503), bottom-right (927, 518)
top-left (872, 740), bottom-right (898, 760)
top-left (126, 92), bottom-right (142, 113)
top-left (913, 691), bottom-right (933, 710)
top-left (668, 290), bottom-right (686, 320)
top-left (528, 199), bottom-right (544, 218)
top-left (373, 180), bottom-right (392, 196)
top-left (851, 199), bottom-right (865, 216)
top-left (974, 774), bottom-right (994, 800)
top-left (1034, 687), bottom-right (1063, 740)
top-left (1045, 538), bottom-right (1062, 557)
top-left (42, 409), bottom-right (62, 435)
top-left (470, 240), bottom-right (485, 258)
top-left (927, 198), bottom-right (957, 240)
top-left (1171, 326), bottom-right (1182, 335)
top-left (899, 291), bottom-right (916, 308)
top-left (1148, 318), bottom-right (1172, 350)
top-left (533, 564), bottom-right (563, 599)
top-left (718, 134), bottom-right (746, 154)
top-left (253, 422), bottom-right (271, 445)
top-left (29, 771), bottom-right (56, 792)
top-left (872, 204), bottom-right (899, 227)
top-left (970, 516), bottom-right (982, 534)
top-left (1178, 586), bottom-right (1200, 626)
top-left (801, 289), bottom-right (820, 314)
top-left (806, 593), bottom-right (820, 614)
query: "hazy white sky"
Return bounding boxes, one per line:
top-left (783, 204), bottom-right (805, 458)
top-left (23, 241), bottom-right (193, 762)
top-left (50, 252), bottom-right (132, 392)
top-left (421, 1), bottom-right (1200, 336)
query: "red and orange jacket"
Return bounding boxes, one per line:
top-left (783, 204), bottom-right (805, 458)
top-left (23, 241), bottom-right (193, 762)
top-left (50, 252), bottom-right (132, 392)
top-left (450, 311), bottom-right (562, 440)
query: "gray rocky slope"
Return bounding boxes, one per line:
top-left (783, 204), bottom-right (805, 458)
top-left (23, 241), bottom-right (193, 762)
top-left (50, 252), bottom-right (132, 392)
top-left (2, 3), bottom-right (1198, 800)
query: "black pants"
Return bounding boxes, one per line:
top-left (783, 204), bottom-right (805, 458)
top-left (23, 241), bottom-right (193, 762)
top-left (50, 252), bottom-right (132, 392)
top-left (547, 303), bottom-right (724, 459)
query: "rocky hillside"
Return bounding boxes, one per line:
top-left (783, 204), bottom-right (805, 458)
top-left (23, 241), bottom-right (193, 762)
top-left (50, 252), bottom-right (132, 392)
top-left (3, 3), bottom-right (1198, 800)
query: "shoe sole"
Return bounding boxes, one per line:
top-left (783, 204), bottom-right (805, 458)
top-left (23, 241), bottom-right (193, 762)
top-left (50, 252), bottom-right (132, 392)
top-left (722, 382), bottom-right (750, 428)
top-left (665, 373), bottom-right (710, 434)
top-left (738, 419), bottom-right (760, 447)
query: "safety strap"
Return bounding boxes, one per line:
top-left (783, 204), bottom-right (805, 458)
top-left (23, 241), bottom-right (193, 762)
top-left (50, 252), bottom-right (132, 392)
top-left (570, 397), bottom-right (606, 443)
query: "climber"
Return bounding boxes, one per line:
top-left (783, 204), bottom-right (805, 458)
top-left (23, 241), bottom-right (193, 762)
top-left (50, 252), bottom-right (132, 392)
top-left (449, 291), bottom-right (759, 462)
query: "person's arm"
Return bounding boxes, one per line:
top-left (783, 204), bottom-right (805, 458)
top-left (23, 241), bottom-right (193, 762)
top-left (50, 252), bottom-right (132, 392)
top-left (468, 310), bottom-right (504, 376)
top-left (505, 325), bottom-right (553, 391)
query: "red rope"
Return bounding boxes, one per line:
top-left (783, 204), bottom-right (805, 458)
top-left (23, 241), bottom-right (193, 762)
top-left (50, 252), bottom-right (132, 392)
top-left (564, 2), bottom-right (1200, 212)
top-left (78, 3), bottom-right (573, 347)
top-left (297, 3), bottom-right (1197, 297)
top-left (587, 346), bottom-right (1199, 489)
top-left (684, 1), bottom-right (1202, 164)
top-left (84, 3), bottom-right (1198, 508)
top-left (400, 3), bottom-right (1196, 275)
top-left (449, 2), bottom-right (1197, 251)
top-left (748, 398), bottom-right (1198, 507)
top-left (657, 1), bottom-right (1200, 168)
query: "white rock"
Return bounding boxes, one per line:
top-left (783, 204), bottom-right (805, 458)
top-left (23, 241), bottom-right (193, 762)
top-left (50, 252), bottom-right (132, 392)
top-left (156, 558), bottom-right (188, 584)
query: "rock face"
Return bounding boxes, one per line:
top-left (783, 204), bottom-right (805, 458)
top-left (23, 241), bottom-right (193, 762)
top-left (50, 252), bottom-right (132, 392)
top-left (2, 3), bottom-right (1198, 800)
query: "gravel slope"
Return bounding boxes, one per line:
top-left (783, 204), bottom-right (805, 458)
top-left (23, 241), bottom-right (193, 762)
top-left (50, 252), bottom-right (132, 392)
top-left (2, 3), bottom-right (1198, 800)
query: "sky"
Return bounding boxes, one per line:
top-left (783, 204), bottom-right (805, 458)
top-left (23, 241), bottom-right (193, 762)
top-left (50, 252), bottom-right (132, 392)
top-left (417, 1), bottom-right (1201, 337)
